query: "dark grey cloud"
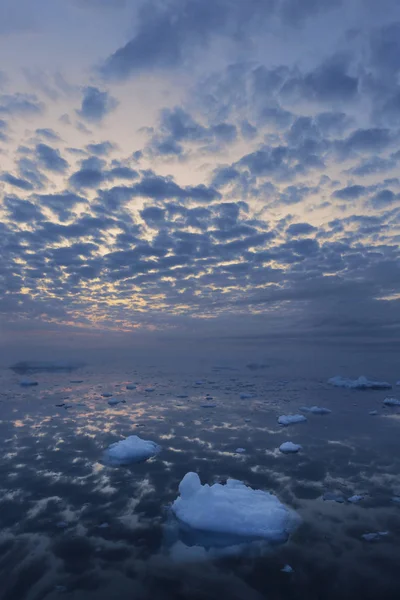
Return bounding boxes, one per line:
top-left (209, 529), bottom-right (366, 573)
top-left (332, 185), bottom-right (368, 200)
top-left (335, 128), bottom-right (395, 159)
top-left (286, 222), bottom-right (317, 237)
top-left (76, 86), bottom-right (118, 123)
top-left (370, 189), bottom-right (398, 208)
top-left (34, 192), bottom-right (87, 219)
top-left (0, 93), bottom-right (44, 117)
top-left (100, 0), bottom-right (341, 81)
top-left (35, 143), bottom-right (69, 173)
top-left (35, 128), bottom-right (60, 141)
top-left (1, 173), bottom-right (34, 191)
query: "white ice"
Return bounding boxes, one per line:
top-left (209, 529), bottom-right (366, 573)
top-left (171, 472), bottom-right (300, 543)
top-left (383, 397), bottom-right (400, 406)
top-left (103, 435), bottom-right (161, 466)
top-left (348, 495), bottom-right (364, 503)
top-left (278, 414), bottom-right (307, 426)
top-left (300, 406), bottom-right (331, 415)
top-left (328, 375), bottom-right (392, 390)
top-left (281, 565), bottom-right (294, 573)
top-left (362, 531), bottom-right (388, 542)
top-left (235, 448), bottom-right (246, 453)
top-left (279, 442), bottom-right (302, 454)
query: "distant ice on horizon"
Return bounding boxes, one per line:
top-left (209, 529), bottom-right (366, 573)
top-left (328, 375), bottom-right (392, 390)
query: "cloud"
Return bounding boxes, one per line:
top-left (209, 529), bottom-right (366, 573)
top-left (332, 185), bottom-right (368, 200)
top-left (35, 128), bottom-right (60, 141)
top-left (35, 143), bottom-right (69, 173)
top-left (0, 93), bottom-right (44, 117)
top-left (86, 141), bottom-right (115, 155)
top-left (370, 189), bottom-right (398, 208)
top-left (1, 173), bottom-right (34, 191)
top-left (76, 86), bottom-right (118, 123)
top-left (286, 222), bottom-right (317, 236)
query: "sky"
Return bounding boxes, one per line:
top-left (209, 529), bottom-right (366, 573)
top-left (0, 0), bottom-right (400, 354)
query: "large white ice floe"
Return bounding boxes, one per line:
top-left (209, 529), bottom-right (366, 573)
top-left (278, 414), bottom-right (307, 426)
top-left (300, 406), bottom-right (331, 415)
top-left (383, 397), bottom-right (400, 406)
top-left (171, 472), bottom-right (300, 544)
top-left (103, 435), bottom-right (161, 466)
top-left (279, 442), bottom-right (302, 454)
top-left (328, 375), bottom-right (392, 390)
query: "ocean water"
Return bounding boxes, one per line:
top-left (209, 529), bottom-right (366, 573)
top-left (0, 341), bottom-right (400, 600)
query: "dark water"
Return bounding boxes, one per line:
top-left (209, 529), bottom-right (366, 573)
top-left (0, 344), bottom-right (400, 600)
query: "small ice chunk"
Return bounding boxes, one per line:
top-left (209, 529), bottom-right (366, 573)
top-left (244, 418), bottom-right (251, 422)
top-left (362, 531), bottom-right (388, 542)
top-left (20, 379), bottom-right (38, 387)
top-left (369, 410), bottom-right (378, 416)
top-left (107, 398), bottom-right (120, 406)
top-left (279, 442), bottom-right (302, 454)
top-left (201, 403), bottom-right (217, 408)
top-left (126, 384), bottom-right (136, 390)
top-left (281, 565), bottom-right (293, 573)
top-left (278, 414), bottom-right (307, 426)
top-left (101, 393), bottom-right (113, 398)
top-left (56, 521), bottom-right (68, 528)
top-left (171, 472), bottom-right (300, 543)
top-left (240, 393), bottom-right (256, 399)
top-left (177, 395), bottom-right (189, 398)
top-left (383, 397), bottom-right (400, 406)
top-left (323, 492), bottom-right (345, 503)
top-left (145, 387), bottom-right (155, 392)
top-left (103, 435), bottom-right (161, 466)
top-left (328, 376), bottom-right (392, 390)
top-left (235, 448), bottom-right (246, 453)
top-left (300, 406), bottom-right (331, 415)
top-left (195, 381), bottom-right (204, 385)
top-left (70, 380), bottom-right (83, 384)
top-left (348, 495), bottom-right (364, 503)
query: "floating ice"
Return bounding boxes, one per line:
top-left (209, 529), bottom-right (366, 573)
top-left (323, 492), bottom-right (345, 503)
top-left (11, 360), bottom-right (84, 374)
top-left (201, 403), bottom-right (217, 408)
top-left (235, 448), bottom-right (246, 453)
top-left (171, 472), bottom-right (300, 544)
top-left (240, 393), bottom-right (256, 399)
top-left (348, 495), bottom-right (364, 503)
top-left (20, 379), bottom-right (38, 387)
top-left (281, 565), bottom-right (293, 573)
top-left (126, 384), bottom-right (136, 390)
top-left (107, 398), bottom-right (121, 406)
top-left (145, 387), bottom-right (155, 392)
top-left (278, 414), bottom-right (307, 426)
top-left (177, 395), bottom-right (189, 398)
top-left (362, 531), bottom-right (388, 542)
top-left (279, 442), bottom-right (302, 454)
top-left (383, 397), bottom-right (400, 406)
top-left (101, 393), bottom-right (113, 398)
top-left (103, 435), bottom-right (161, 466)
top-left (328, 376), bottom-right (392, 390)
top-left (369, 410), bottom-right (378, 416)
top-left (300, 406), bottom-right (331, 415)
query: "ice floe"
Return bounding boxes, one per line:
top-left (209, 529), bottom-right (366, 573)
top-left (103, 435), bottom-right (161, 466)
top-left (328, 376), bottom-right (391, 390)
top-left (383, 397), bottom-right (400, 406)
top-left (171, 472), bottom-right (300, 544)
top-left (361, 531), bottom-right (388, 542)
top-left (348, 495), bottom-right (364, 503)
top-left (235, 448), bottom-right (246, 453)
top-left (300, 406), bottom-right (331, 415)
top-left (20, 379), bottom-right (38, 387)
top-left (11, 360), bottom-right (84, 373)
top-left (279, 442), bottom-right (302, 454)
top-left (281, 565), bottom-right (294, 573)
top-left (278, 415), bottom-right (307, 426)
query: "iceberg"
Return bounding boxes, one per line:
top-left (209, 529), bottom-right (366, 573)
top-left (362, 531), bottom-right (388, 542)
top-left (328, 376), bottom-right (391, 390)
top-left (20, 379), bottom-right (38, 387)
top-left (11, 360), bottom-right (84, 374)
top-left (278, 414), bottom-right (307, 426)
top-left (300, 406), bottom-right (331, 415)
top-left (279, 442), bottom-right (302, 454)
top-left (103, 435), bottom-right (161, 466)
top-left (171, 472), bottom-right (300, 544)
top-left (383, 397), bottom-right (400, 406)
